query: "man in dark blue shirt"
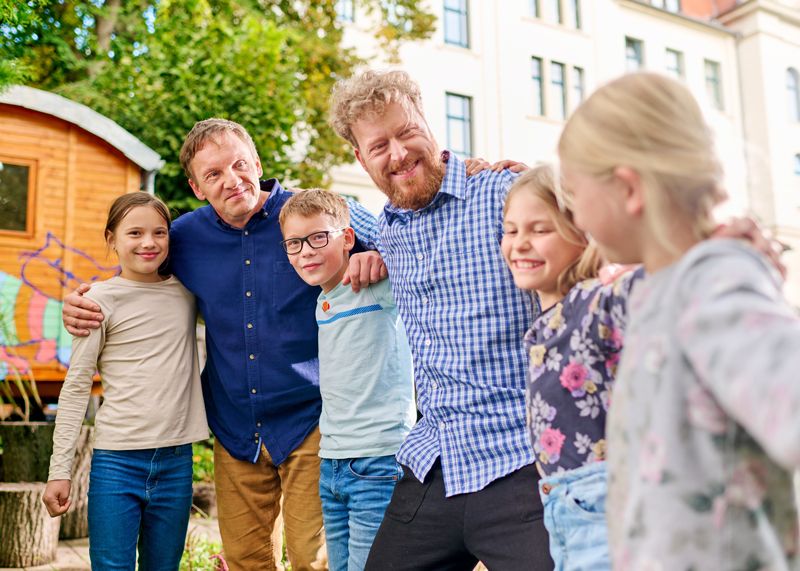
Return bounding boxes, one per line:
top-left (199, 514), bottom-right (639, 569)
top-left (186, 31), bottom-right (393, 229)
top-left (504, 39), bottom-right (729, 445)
top-left (63, 118), bottom-right (384, 570)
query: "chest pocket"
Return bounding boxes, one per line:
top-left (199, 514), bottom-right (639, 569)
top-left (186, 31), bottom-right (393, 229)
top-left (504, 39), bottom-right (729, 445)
top-left (272, 260), bottom-right (314, 312)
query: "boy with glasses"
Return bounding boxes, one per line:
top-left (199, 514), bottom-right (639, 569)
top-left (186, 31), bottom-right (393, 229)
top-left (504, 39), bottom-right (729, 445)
top-left (279, 189), bottom-right (415, 571)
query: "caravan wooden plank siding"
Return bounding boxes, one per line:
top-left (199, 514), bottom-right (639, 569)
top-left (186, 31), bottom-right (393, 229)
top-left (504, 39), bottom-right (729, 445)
top-left (0, 87), bottom-right (162, 395)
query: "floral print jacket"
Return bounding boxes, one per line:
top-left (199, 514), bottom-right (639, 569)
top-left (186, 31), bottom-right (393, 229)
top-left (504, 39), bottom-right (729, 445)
top-left (524, 268), bottom-right (643, 476)
top-left (608, 240), bottom-right (800, 571)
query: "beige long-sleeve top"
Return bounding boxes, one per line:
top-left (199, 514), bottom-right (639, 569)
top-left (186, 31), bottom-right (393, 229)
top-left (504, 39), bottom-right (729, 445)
top-left (48, 276), bottom-right (208, 481)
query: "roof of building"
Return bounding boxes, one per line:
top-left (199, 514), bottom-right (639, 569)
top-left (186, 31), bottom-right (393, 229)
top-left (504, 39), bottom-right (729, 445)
top-left (0, 85), bottom-right (164, 172)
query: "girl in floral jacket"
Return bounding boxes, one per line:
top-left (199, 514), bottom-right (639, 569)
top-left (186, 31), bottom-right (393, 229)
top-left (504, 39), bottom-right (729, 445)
top-left (558, 72), bottom-right (799, 570)
top-left (502, 163), bottom-right (643, 570)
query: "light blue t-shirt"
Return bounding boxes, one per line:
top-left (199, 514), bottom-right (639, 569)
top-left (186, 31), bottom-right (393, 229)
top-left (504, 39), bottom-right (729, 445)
top-left (316, 279), bottom-right (415, 459)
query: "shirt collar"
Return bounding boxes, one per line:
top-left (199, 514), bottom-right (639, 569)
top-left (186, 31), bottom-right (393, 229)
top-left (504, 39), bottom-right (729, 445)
top-left (383, 150), bottom-right (465, 224)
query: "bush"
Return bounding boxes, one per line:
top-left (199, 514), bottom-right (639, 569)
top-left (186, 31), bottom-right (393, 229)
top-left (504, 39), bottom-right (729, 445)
top-left (192, 438), bottom-right (214, 484)
top-left (180, 531), bottom-right (224, 571)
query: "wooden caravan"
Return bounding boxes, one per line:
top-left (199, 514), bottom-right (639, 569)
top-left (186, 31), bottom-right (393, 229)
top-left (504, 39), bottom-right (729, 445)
top-left (0, 86), bottom-right (163, 395)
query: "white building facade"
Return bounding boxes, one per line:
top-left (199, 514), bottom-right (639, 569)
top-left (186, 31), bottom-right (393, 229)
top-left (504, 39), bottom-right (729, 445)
top-left (330, 0), bottom-right (800, 302)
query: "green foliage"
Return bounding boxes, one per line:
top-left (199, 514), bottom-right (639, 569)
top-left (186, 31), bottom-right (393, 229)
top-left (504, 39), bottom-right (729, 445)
top-left (192, 438), bottom-right (214, 483)
top-left (180, 530), bottom-right (224, 571)
top-left (1, 0), bottom-right (435, 214)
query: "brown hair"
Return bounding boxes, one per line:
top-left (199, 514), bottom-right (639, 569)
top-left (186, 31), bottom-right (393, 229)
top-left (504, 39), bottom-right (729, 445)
top-left (278, 189), bottom-right (350, 232)
top-left (558, 72), bottom-right (725, 249)
top-left (330, 69), bottom-right (425, 148)
top-left (504, 164), bottom-right (603, 296)
top-left (179, 118), bottom-right (259, 180)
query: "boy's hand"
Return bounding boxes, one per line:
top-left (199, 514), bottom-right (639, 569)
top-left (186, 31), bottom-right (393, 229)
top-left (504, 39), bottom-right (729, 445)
top-left (42, 480), bottom-right (72, 517)
top-left (62, 283), bottom-right (104, 336)
top-left (344, 251), bottom-right (388, 293)
top-left (464, 157), bottom-right (491, 176)
top-left (490, 160), bottom-right (529, 173)
top-left (713, 216), bottom-right (787, 279)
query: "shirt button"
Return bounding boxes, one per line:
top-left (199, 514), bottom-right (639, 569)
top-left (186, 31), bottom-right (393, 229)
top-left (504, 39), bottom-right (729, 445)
top-left (245, 259), bottom-right (251, 265)
top-left (439, 421), bottom-right (446, 430)
top-left (254, 432), bottom-right (259, 438)
top-left (246, 291), bottom-right (252, 297)
top-left (424, 338), bottom-right (432, 347)
top-left (422, 296), bottom-right (429, 304)
top-left (256, 421), bottom-right (262, 427)
top-left (249, 354), bottom-right (255, 360)
top-left (251, 388), bottom-right (257, 394)
top-left (416, 253), bottom-right (424, 261)
top-left (247, 323), bottom-right (253, 329)
top-left (244, 230), bottom-right (249, 236)
top-left (431, 381), bottom-right (438, 389)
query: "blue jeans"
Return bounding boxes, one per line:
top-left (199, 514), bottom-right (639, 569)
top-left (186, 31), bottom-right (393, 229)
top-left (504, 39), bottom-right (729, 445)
top-left (539, 461), bottom-right (610, 571)
top-left (88, 445), bottom-right (193, 570)
top-left (319, 455), bottom-right (402, 571)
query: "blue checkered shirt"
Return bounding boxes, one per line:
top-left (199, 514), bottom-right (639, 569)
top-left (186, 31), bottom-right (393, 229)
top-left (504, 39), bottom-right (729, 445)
top-left (362, 152), bottom-right (537, 496)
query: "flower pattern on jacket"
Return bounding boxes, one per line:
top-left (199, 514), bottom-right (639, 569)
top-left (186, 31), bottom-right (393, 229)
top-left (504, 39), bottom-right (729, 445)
top-left (524, 268), bottom-right (643, 475)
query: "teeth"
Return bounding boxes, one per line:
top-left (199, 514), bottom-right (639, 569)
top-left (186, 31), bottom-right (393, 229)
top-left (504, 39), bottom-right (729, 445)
top-left (515, 261), bottom-right (542, 269)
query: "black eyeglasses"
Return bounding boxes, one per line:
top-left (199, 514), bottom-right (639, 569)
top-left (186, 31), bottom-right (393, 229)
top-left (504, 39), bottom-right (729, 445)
top-left (280, 229), bottom-right (346, 255)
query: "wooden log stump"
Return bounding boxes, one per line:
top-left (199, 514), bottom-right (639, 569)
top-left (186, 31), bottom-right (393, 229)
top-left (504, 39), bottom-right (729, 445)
top-left (0, 422), bottom-right (55, 482)
top-left (60, 425), bottom-right (93, 539)
top-left (0, 482), bottom-right (60, 567)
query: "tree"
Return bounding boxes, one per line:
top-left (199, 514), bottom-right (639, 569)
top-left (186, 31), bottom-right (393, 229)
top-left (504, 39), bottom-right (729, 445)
top-left (1, 0), bottom-right (436, 211)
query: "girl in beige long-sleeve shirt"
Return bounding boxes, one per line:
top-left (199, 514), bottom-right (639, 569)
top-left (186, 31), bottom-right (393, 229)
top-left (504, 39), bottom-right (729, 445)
top-left (43, 193), bottom-right (208, 570)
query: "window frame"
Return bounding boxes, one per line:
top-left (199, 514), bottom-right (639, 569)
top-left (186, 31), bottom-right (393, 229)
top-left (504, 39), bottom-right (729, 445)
top-left (794, 153), bottom-right (800, 176)
top-left (788, 68), bottom-right (800, 122)
top-left (551, 61), bottom-right (567, 120)
top-left (532, 56), bottom-right (545, 116)
top-left (443, 0), bottom-right (470, 48)
top-left (569, 0), bottom-right (581, 29)
top-left (665, 48), bottom-right (684, 79)
top-left (625, 37), bottom-right (644, 72)
top-left (531, 0), bottom-right (540, 18)
top-left (550, 0), bottom-right (563, 24)
top-left (572, 66), bottom-right (585, 111)
top-left (0, 155), bottom-right (37, 238)
top-left (704, 59), bottom-right (724, 111)
top-left (445, 92), bottom-right (474, 159)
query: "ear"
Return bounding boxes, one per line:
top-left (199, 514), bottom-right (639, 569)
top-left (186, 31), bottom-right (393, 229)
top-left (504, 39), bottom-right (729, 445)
top-left (614, 167), bottom-right (644, 217)
top-left (255, 156), bottom-right (263, 178)
top-left (188, 178), bottom-right (206, 201)
top-left (343, 227), bottom-right (356, 252)
top-left (354, 148), bottom-right (366, 171)
top-left (106, 231), bottom-right (116, 253)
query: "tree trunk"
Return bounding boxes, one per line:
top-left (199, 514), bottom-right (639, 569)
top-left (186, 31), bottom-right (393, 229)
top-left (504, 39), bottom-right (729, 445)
top-left (0, 483), bottom-right (60, 567)
top-left (60, 425), bottom-right (93, 539)
top-left (0, 421), bottom-right (55, 482)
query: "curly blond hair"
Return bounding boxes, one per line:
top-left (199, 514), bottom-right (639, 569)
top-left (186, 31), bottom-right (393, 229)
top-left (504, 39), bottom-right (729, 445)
top-left (278, 189), bottom-right (350, 232)
top-left (330, 69), bottom-right (425, 148)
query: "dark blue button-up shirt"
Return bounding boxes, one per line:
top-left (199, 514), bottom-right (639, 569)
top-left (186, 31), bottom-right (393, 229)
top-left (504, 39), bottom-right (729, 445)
top-left (170, 179), bottom-right (377, 464)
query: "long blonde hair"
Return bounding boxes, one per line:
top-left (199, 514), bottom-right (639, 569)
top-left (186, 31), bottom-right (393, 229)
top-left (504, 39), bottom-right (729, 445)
top-left (558, 72), bottom-right (726, 249)
top-left (505, 164), bottom-right (603, 296)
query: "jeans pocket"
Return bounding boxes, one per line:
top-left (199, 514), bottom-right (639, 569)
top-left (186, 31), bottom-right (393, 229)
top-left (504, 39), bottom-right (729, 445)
top-left (348, 456), bottom-right (402, 481)
top-left (564, 486), bottom-right (607, 521)
top-left (384, 465), bottom-right (432, 524)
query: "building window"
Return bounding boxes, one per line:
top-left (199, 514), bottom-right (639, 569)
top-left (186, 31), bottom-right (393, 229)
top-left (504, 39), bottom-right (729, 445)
top-left (0, 159), bottom-right (34, 234)
top-left (446, 93), bottom-right (473, 158)
top-left (531, 0), bottom-right (540, 17)
top-left (795, 154), bottom-right (800, 176)
top-left (532, 56), bottom-right (544, 116)
top-left (336, 0), bottom-right (355, 22)
top-left (569, 0), bottom-right (581, 29)
top-left (625, 37), bottom-right (643, 72)
top-left (551, 61), bottom-right (566, 120)
top-left (444, 0), bottom-right (469, 48)
top-left (572, 66), bottom-right (584, 110)
top-left (788, 68), bottom-right (800, 121)
top-left (549, 0), bottom-right (562, 24)
top-left (665, 48), bottom-right (683, 79)
top-left (704, 59), bottom-right (723, 110)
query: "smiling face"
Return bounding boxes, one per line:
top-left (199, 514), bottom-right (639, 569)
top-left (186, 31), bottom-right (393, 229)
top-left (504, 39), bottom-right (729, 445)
top-left (187, 131), bottom-right (264, 228)
top-left (501, 190), bottom-right (586, 308)
top-left (281, 212), bottom-right (355, 293)
top-left (107, 205), bottom-right (169, 283)
top-left (351, 101), bottom-right (445, 211)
